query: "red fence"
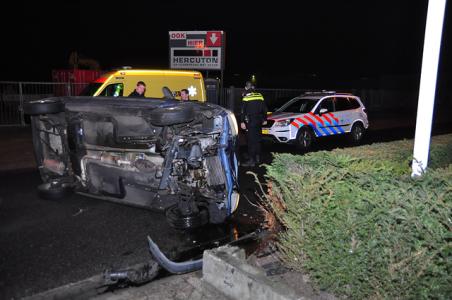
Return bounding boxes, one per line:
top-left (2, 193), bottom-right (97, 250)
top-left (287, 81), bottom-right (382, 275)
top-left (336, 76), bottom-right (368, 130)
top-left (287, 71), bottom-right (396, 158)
top-left (52, 69), bottom-right (103, 96)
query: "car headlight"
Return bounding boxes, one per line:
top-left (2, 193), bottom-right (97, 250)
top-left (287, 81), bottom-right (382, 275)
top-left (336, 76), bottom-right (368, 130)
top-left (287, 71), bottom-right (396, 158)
top-left (227, 111), bottom-right (239, 136)
top-left (274, 119), bottom-right (292, 127)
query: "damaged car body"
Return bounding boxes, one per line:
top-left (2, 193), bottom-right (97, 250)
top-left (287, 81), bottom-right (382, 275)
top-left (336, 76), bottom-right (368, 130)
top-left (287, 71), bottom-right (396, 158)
top-left (25, 96), bottom-right (240, 229)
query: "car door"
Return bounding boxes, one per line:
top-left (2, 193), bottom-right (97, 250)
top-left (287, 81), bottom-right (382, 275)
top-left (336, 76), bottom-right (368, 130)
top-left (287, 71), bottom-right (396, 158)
top-left (333, 96), bottom-right (354, 133)
top-left (312, 97), bottom-right (339, 135)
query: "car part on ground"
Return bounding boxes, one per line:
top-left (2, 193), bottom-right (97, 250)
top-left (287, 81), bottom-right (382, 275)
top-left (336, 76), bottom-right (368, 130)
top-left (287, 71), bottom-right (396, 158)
top-left (147, 229), bottom-right (267, 274)
top-left (147, 235), bottom-right (203, 274)
top-left (26, 96), bottom-right (239, 229)
top-left (104, 260), bottom-right (160, 285)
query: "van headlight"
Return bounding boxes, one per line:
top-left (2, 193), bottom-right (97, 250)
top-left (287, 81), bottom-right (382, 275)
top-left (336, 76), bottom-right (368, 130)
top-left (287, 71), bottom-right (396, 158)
top-left (274, 119), bottom-right (292, 127)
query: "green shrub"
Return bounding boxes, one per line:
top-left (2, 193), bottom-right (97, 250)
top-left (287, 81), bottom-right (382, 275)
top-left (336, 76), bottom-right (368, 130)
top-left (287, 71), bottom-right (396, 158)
top-left (265, 134), bottom-right (452, 299)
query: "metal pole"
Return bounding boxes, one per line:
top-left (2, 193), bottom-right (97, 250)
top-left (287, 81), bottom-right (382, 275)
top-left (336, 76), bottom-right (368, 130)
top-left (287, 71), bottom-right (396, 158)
top-left (411, 0), bottom-right (447, 177)
top-left (18, 82), bottom-right (25, 126)
top-left (227, 86), bottom-right (235, 112)
top-left (220, 69), bottom-right (224, 106)
top-left (67, 82), bottom-right (71, 96)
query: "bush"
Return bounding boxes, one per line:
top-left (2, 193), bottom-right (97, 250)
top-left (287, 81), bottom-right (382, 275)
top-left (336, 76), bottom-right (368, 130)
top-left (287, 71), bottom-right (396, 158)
top-left (265, 134), bottom-right (452, 299)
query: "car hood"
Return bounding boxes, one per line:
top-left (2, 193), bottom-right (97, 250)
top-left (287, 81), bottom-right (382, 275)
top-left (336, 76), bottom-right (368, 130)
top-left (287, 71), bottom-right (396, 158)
top-left (268, 112), bottom-right (306, 121)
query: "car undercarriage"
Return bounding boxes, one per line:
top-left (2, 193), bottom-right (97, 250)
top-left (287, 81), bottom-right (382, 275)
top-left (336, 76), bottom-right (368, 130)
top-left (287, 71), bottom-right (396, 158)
top-left (25, 96), bottom-right (239, 229)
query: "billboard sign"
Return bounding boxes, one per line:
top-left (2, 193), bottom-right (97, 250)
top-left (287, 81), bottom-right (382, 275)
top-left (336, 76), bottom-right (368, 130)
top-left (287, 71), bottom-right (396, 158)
top-left (169, 31), bottom-right (225, 70)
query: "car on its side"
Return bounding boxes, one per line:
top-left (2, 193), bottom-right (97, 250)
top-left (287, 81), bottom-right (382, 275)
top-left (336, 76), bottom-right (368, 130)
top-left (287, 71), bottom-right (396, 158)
top-left (24, 90), bottom-right (239, 229)
top-left (262, 91), bottom-right (369, 150)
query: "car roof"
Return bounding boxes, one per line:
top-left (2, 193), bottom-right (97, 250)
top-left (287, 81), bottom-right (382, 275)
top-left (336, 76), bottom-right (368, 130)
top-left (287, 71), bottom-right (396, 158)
top-left (297, 91), bottom-right (356, 100)
top-left (112, 69), bottom-right (203, 76)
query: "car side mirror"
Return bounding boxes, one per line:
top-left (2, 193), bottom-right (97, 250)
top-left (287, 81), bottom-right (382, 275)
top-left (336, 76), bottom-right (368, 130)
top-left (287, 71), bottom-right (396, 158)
top-left (162, 86), bottom-right (175, 99)
top-left (319, 108), bottom-right (328, 114)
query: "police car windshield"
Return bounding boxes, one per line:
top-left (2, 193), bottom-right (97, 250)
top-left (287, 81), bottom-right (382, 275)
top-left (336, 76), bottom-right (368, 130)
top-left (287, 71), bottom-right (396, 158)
top-left (277, 97), bottom-right (318, 113)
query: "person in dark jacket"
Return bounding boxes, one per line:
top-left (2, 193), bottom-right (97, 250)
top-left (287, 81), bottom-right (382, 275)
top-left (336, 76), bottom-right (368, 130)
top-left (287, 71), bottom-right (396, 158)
top-left (240, 81), bottom-right (267, 167)
top-left (128, 81), bottom-right (146, 97)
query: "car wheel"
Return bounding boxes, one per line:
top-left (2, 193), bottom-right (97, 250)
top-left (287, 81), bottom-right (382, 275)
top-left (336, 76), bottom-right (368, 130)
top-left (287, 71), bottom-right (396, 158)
top-left (349, 122), bottom-right (365, 144)
top-left (165, 204), bottom-right (209, 230)
top-left (37, 181), bottom-right (73, 200)
top-left (149, 106), bottom-right (194, 126)
top-left (295, 127), bottom-right (314, 151)
top-left (24, 99), bottom-right (65, 115)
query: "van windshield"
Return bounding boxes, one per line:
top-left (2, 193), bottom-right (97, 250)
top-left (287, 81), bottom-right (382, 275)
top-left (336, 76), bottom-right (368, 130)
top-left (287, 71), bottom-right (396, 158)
top-left (79, 83), bottom-right (102, 96)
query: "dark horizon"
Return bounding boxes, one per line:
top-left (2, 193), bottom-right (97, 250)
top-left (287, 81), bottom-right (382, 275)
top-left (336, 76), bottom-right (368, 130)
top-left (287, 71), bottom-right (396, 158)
top-left (1, 1), bottom-right (450, 88)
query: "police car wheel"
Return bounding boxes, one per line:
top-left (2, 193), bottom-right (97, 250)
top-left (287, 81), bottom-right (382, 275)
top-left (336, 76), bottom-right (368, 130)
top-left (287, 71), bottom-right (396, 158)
top-left (24, 99), bottom-right (64, 115)
top-left (295, 127), bottom-right (314, 151)
top-left (149, 106), bottom-right (195, 126)
top-left (350, 123), bottom-right (365, 144)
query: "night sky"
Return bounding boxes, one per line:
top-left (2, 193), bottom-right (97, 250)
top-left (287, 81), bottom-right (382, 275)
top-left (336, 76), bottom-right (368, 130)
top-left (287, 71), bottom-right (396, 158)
top-left (1, 1), bottom-right (450, 88)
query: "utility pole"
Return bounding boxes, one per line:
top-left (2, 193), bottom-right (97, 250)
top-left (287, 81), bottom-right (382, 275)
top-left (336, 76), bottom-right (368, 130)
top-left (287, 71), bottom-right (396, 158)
top-left (411, 0), bottom-right (447, 177)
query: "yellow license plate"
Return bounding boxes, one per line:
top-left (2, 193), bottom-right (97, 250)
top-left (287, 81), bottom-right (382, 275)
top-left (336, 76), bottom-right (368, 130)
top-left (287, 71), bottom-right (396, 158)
top-left (262, 129), bottom-right (269, 134)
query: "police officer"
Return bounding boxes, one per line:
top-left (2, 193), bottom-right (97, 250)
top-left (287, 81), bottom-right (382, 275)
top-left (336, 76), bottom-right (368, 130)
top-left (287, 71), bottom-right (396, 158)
top-left (240, 81), bottom-right (267, 167)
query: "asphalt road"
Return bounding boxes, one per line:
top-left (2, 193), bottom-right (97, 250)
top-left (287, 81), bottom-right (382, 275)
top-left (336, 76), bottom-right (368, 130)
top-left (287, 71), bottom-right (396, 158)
top-left (0, 126), bottom-right (266, 299)
top-left (1, 119), bottom-right (451, 299)
top-left (0, 167), bottom-right (265, 299)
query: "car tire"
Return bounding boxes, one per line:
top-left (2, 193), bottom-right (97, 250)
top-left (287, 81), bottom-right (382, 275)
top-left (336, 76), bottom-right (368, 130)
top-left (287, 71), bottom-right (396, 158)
top-left (37, 181), bottom-right (73, 200)
top-left (24, 99), bottom-right (65, 115)
top-left (295, 126), bottom-right (314, 151)
top-left (349, 122), bottom-right (365, 144)
top-left (165, 204), bottom-right (209, 230)
top-left (149, 106), bottom-right (194, 126)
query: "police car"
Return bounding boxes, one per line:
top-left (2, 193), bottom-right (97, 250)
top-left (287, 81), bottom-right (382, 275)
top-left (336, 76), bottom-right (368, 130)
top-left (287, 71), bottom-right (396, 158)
top-left (262, 91), bottom-right (369, 150)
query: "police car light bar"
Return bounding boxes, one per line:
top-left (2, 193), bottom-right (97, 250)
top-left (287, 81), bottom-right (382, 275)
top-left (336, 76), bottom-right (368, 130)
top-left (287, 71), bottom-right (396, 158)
top-left (304, 90), bottom-right (336, 95)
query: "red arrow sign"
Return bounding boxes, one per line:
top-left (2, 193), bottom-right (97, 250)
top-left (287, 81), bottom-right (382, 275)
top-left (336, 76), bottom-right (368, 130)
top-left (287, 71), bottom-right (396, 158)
top-left (206, 31), bottom-right (222, 47)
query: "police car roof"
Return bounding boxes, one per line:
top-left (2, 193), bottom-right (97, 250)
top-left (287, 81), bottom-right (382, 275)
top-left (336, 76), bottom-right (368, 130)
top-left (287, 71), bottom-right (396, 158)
top-left (300, 90), bottom-right (352, 97)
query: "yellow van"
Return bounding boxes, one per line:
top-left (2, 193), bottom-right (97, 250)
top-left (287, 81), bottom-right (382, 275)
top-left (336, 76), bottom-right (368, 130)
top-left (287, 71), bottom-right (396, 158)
top-left (80, 69), bottom-right (206, 102)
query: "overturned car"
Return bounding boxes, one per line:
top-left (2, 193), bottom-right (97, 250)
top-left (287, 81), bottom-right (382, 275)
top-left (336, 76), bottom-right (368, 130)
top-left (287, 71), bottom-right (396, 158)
top-left (25, 95), bottom-right (240, 229)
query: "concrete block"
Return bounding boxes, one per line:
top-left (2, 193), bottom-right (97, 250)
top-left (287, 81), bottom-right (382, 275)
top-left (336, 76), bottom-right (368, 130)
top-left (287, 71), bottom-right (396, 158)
top-left (203, 246), bottom-right (304, 300)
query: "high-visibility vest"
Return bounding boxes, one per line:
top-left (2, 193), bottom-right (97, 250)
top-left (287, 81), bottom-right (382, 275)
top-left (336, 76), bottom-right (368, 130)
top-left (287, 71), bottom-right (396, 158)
top-left (242, 92), bottom-right (264, 101)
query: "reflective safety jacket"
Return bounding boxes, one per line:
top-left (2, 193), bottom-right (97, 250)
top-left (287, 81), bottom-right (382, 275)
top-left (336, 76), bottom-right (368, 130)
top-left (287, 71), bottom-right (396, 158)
top-left (241, 92), bottom-right (267, 123)
top-left (242, 92), bottom-right (264, 102)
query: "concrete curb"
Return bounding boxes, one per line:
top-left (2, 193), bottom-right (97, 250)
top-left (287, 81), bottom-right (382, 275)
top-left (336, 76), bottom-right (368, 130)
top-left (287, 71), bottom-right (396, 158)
top-left (203, 246), bottom-right (304, 300)
top-left (95, 271), bottom-right (230, 300)
top-left (22, 273), bottom-right (104, 300)
top-left (24, 246), bottom-right (326, 300)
